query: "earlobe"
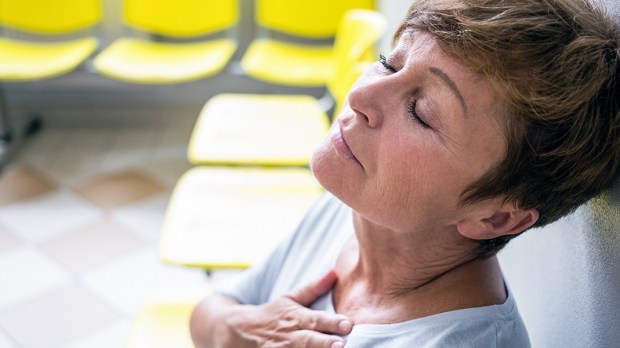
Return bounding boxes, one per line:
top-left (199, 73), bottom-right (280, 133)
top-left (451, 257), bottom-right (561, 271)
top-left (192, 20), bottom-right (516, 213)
top-left (457, 208), bottom-right (539, 240)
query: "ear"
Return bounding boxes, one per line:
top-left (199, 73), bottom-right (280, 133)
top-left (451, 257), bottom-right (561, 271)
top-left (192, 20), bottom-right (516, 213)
top-left (456, 203), bottom-right (539, 240)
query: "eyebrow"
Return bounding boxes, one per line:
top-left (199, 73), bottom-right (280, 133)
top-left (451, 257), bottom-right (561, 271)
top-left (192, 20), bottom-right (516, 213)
top-left (429, 67), bottom-right (468, 115)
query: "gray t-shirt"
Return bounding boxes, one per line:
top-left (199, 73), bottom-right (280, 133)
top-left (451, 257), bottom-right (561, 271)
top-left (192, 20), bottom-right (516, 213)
top-left (217, 193), bottom-right (531, 347)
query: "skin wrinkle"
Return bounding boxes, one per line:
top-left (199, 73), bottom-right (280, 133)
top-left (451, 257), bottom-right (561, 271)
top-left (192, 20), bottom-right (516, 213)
top-left (345, 210), bottom-right (481, 300)
top-left (429, 66), bottom-right (469, 114)
top-left (421, 96), bottom-right (448, 139)
top-left (385, 30), bottom-right (411, 71)
top-left (390, 32), bottom-right (502, 170)
top-left (312, 29), bottom-right (516, 324)
top-left (188, 2), bottom-right (620, 346)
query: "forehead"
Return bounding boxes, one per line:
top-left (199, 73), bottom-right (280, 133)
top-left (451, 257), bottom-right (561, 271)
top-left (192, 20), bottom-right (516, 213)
top-left (393, 30), bottom-right (501, 113)
top-left (393, 30), bottom-right (510, 164)
top-left (394, 30), bottom-right (474, 74)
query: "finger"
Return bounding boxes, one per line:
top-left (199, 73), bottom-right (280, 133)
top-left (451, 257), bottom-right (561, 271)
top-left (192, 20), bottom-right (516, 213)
top-left (296, 310), bottom-right (353, 336)
top-left (291, 329), bottom-right (346, 348)
top-left (289, 270), bottom-right (338, 306)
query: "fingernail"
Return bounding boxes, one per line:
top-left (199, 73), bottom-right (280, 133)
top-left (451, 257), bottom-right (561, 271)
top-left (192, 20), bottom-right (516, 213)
top-left (331, 341), bottom-right (344, 348)
top-left (338, 319), bottom-right (353, 332)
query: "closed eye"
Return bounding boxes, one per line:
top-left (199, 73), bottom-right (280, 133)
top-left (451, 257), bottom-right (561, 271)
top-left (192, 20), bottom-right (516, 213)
top-left (379, 54), bottom-right (397, 73)
top-left (408, 101), bottom-right (432, 129)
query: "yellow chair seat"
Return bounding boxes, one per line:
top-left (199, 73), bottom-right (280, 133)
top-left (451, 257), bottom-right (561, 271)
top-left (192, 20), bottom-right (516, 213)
top-left (241, 39), bottom-right (334, 87)
top-left (125, 302), bottom-right (194, 348)
top-left (125, 284), bottom-right (211, 348)
top-left (159, 167), bottom-right (323, 269)
top-left (93, 38), bottom-right (236, 84)
top-left (188, 94), bottom-right (330, 166)
top-left (0, 37), bottom-right (98, 81)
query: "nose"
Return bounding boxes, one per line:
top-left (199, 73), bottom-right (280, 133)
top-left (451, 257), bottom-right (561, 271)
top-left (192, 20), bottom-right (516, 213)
top-left (346, 69), bottom-right (386, 129)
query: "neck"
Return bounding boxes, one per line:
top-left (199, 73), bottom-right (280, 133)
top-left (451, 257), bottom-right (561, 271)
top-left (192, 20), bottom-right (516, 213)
top-left (332, 212), bottom-right (506, 323)
top-left (348, 211), bottom-right (480, 293)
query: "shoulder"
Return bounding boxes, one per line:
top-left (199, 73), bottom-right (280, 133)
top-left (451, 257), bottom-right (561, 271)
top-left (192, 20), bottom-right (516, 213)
top-left (213, 192), bottom-right (351, 304)
top-left (267, 192), bottom-right (353, 295)
top-left (289, 191), bottom-right (351, 246)
top-left (299, 192), bottom-right (350, 229)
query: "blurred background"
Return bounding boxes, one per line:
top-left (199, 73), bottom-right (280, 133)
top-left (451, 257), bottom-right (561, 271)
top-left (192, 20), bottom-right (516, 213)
top-left (3, 1), bottom-right (618, 348)
top-left (0, 1), bottom-right (405, 347)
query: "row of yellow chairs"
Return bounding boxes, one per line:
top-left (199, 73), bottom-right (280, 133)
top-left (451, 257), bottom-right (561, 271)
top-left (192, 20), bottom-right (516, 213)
top-left (161, 10), bottom-right (386, 269)
top-left (0, 0), bottom-right (375, 170)
top-left (0, 0), bottom-right (374, 86)
top-left (126, 10), bottom-right (386, 347)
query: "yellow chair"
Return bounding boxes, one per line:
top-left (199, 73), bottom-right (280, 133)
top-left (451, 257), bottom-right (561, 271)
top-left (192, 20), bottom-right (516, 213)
top-left (93, 0), bottom-right (237, 84)
top-left (241, 0), bottom-right (375, 87)
top-left (159, 166), bottom-right (323, 269)
top-left (161, 63), bottom-right (369, 270)
top-left (125, 302), bottom-right (195, 348)
top-left (188, 93), bottom-right (329, 166)
top-left (0, 0), bottom-right (100, 81)
top-left (187, 10), bottom-right (385, 167)
top-left (125, 284), bottom-right (211, 348)
top-left (0, 0), bottom-right (101, 168)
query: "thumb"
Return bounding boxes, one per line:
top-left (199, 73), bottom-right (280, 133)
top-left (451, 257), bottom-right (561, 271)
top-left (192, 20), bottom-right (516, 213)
top-left (288, 269), bottom-right (338, 307)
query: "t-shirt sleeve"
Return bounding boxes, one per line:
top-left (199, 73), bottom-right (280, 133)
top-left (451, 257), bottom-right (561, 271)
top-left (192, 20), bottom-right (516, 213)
top-left (213, 192), bottom-right (336, 305)
top-left (213, 232), bottom-right (295, 305)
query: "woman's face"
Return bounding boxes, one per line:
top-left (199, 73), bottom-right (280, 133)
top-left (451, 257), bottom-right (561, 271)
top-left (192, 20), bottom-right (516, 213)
top-left (311, 31), bottom-right (508, 233)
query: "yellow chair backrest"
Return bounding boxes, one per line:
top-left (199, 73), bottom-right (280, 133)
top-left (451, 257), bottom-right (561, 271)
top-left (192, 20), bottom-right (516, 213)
top-left (0, 0), bottom-right (101, 35)
top-left (332, 62), bottom-right (372, 118)
top-left (328, 10), bottom-right (386, 104)
top-left (256, 0), bottom-right (375, 38)
top-left (124, 0), bottom-right (238, 37)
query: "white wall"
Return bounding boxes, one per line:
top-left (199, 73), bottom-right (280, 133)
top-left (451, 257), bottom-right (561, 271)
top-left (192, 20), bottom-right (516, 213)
top-left (378, 1), bottom-right (413, 54)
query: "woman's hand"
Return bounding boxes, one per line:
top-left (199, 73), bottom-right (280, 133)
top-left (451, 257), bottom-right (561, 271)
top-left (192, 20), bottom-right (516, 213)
top-left (191, 270), bottom-right (353, 348)
top-left (228, 270), bottom-right (353, 347)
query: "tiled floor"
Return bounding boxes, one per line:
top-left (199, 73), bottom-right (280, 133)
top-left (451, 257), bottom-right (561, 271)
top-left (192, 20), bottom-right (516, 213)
top-left (0, 106), bottom-right (224, 348)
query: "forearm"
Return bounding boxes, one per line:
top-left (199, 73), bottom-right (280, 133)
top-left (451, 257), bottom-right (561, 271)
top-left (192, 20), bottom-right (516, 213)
top-left (190, 270), bottom-right (352, 348)
top-left (190, 295), bottom-right (247, 348)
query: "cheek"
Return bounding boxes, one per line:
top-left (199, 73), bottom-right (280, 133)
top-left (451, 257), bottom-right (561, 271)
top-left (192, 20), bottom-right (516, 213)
top-left (376, 139), bottom-right (464, 209)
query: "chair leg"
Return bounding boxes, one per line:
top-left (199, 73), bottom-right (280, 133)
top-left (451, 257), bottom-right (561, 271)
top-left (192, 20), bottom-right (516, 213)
top-left (0, 89), bottom-right (14, 169)
top-left (0, 88), bottom-right (43, 171)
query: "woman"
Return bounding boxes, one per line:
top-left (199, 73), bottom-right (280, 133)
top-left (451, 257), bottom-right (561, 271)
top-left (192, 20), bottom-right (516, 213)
top-left (191, 0), bottom-right (620, 346)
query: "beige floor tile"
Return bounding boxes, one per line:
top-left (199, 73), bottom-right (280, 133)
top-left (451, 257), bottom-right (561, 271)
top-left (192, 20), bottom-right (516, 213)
top-left (0, 190), bottom-right (103, 243)
top-left (97, 126), bottom-right (160, 173)
top-left (81, 247), bottom-right (206, 316)
top-left (145, 157), bottom-right (191, 187)
top-left (0, 284), bottom-right (118, 348)
top-left (43, 129), bottom-right (115, 187)
top-left (0, 108), bottom-right (204, 346)
top-left (0, 247), bottom-right (71, 310)
top-left (60, 319), bottom-right (131, 348)
top-left (74, 170), bottom-right (166, 210)
top-left (39, 220), bottom-right (147, 273)
top-left (13, 129), bottom-right (67, 175)
top-left (0, 166), bottom-right (57, 207)
top-left (110, 194), bottom-right (171, 242)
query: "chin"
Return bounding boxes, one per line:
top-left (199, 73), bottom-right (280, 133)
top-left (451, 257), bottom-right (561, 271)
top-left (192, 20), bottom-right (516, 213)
top-left (310, 145), bottom-right (331, 190)
top-left (311, 151), bottom-right (352, 207)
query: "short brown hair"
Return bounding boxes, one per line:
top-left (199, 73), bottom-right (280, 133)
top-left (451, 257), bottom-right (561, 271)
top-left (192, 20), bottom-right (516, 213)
top-left (396, 0), bottom-right (620, 257)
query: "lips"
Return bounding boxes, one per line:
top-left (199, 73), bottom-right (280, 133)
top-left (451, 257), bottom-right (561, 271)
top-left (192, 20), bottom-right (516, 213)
top-left (332, 121), bottom-right (362, 165)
